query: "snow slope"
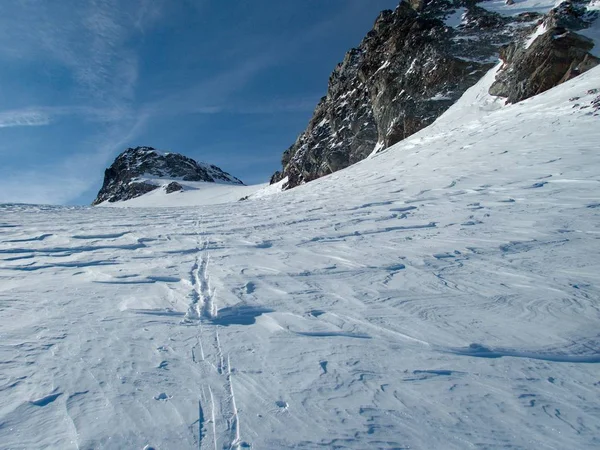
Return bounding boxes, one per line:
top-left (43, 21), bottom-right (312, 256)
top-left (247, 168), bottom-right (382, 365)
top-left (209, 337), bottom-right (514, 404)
top-left (1, 66), bottom-right (599, 449)
top-left (98, 179), bottom-right (268, 208)
top-left (479, 0), bottom-right (562, 16)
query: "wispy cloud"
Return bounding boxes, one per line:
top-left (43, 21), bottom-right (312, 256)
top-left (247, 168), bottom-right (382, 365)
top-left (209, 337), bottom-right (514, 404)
top-left (141, 95), bottom-right (319, 119)
top-left (139, 1), bottom-right (374, 120)
top-left (142, 51), bottom-right (277, 118)
top-left (227, 97), bottom-right (320, 115)
top-left (0, 109), bottom-right (51, 128)
top-left (0, 171), bottom-right (91, 206)
top-left (0, 0), bottom-right (164, 113)
top-left (0, 104), bottom-right (136, 129)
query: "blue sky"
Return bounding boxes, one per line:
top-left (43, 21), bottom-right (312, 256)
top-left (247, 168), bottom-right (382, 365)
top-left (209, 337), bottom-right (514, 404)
top-left (0, 0), bottom-right (399, 205)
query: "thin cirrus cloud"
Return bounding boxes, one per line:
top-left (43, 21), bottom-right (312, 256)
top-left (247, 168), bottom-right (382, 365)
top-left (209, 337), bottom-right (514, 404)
top-left (0, 1), bottom-right (149, 102)
top-left (0, 105), bottom-right (135, 129)
top-left (141, 2), bottom-right (370, 119)
top-left (0, 0), bottom-right (165, 127)
top-left (0, 110), bottom-right (51, 128)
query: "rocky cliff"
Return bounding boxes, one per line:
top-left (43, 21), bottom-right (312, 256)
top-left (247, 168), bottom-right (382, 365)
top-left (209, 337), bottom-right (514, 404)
top-left (92, 147), bottom-right (243, 205)
top-left (271, 0), bottom-right (599, 189)
top-left (490, 0), bottom-right (599, 102)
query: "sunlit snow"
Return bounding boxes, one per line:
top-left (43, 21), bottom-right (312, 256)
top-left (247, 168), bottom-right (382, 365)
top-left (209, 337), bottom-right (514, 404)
top-left (479, 0), bottom-right (563, 16)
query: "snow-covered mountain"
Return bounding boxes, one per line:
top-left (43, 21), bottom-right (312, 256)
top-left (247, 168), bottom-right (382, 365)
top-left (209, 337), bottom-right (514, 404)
top-left (271, 0), bottom-right (600, 189)
top-left (1, 57), bottom-right (599, 449)
top-left (92, 146), bottom-right (244, 205)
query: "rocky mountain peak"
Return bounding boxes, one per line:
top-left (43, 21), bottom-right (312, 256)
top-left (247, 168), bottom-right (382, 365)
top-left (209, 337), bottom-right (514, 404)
top-left (92, 146), bottom-right (243, 205)
top-left (270, 0), bottom-right (599, 189)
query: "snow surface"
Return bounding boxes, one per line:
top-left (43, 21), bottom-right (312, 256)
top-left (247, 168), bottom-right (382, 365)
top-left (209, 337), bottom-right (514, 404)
top-left (98, 179), bottom-right (267, 208)
top-left (444, 7), bottom-right (467, 28)
top-left (525, 22), bottom-right (548, 48)
top-left (479, 0), bottom-right (563, 16)
top-left (1, 66), bottom-right (600, 449)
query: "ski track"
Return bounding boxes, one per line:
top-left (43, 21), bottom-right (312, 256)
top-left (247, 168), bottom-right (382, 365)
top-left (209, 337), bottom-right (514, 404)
top-left (1, 68), bottom-right (600, 448)
top-left (195, 327), bottom-right (244, 449)
top-left (185, 235), bottom-right (216, 322)
top-left (182, 222), bottom-right (243, 449)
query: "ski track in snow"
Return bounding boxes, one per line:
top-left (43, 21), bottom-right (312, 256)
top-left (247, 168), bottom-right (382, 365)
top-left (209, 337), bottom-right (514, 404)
top-left (182, 221), bottom-right (244, 449)
top-left (0, 67), bottom-right (600, 448)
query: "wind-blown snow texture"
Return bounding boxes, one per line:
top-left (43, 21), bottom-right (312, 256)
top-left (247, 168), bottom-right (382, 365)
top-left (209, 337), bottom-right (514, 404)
top-left (1, 66), bottom-right (600, 449)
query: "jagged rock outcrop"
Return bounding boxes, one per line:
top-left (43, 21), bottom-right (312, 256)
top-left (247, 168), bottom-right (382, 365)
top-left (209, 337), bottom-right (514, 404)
top-left (271, 0), bottom-right (526, 188)
top-left (271, 0), bottom-right (598, 189)
top-left (490, 1), bottom-right (599, 102)
top-left (92, 146), bottom-right (243, 205)
top-left (164, 181), bottom-right (184, 194)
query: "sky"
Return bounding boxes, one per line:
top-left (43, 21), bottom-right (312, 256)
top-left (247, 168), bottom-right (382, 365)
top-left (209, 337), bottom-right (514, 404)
top-left (0, 0), bottom-right (400, 205)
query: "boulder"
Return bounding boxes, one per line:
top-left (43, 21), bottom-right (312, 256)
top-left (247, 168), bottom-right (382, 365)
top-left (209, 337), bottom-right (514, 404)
top-left (165, 182), bottom-right (184, 194)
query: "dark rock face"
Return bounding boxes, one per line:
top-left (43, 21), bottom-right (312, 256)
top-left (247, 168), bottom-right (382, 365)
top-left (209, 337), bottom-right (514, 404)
top-left (92, 146), bottom-right (243, 205)
top-left (165, 181), bottom-right (184, 194)
top-left (271, 0), bottom-right (531, 189)
top-left (490, 1), bottom-right (599, 103)
top-left (271, 0), bottom-right (598, 189)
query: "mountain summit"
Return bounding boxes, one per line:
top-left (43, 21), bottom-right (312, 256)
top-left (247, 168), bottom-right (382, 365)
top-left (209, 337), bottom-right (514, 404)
top-left (92, 146), bottom-right (243, 205)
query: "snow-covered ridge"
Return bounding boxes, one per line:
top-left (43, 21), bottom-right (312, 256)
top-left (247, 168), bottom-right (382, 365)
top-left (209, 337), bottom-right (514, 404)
top-left (99, 179), bottom-right (269, 208)
top-left (114, 146), bottom-right (242, 185)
